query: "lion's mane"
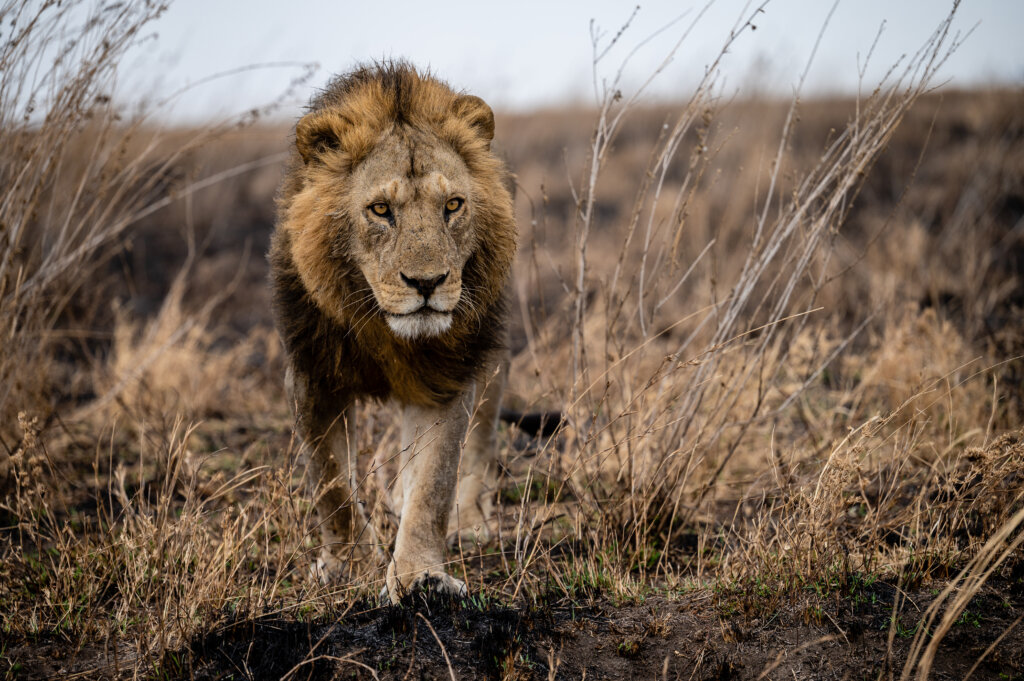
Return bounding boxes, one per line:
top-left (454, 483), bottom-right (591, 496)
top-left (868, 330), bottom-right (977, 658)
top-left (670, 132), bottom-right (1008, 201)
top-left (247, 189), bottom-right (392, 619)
top-left (269, 62), bottom-right (516, 407)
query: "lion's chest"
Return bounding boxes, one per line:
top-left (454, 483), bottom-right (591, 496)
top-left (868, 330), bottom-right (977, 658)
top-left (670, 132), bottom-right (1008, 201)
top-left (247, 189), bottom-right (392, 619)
top-left (356, 327), bottom-right (480, 407)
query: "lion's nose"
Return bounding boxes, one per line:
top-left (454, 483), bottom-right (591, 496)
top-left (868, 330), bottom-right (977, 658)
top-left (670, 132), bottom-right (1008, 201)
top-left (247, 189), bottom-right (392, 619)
top-left (400, 271), bottom-right (448, 300)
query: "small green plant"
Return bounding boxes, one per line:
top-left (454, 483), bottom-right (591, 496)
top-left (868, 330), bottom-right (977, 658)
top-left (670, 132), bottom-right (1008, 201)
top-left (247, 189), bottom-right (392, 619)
top-left (616, 636), bottom-right (642, 659)
top-left (955, 610), bottom-right (982, 628)
top-left (882, 618), bottom-right (920, 639)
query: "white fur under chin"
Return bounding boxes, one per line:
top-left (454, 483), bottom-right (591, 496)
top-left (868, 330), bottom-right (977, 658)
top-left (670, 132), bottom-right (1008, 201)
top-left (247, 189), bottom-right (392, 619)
top-left (387, 312), bottom-right (452, 339)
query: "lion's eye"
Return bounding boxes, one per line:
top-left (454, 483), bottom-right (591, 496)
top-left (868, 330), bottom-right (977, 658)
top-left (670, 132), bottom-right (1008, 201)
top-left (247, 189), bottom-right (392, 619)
top-left (370, 202), bottom-right (391, 217)
top-left (445, 197), bottom-right (464, 214)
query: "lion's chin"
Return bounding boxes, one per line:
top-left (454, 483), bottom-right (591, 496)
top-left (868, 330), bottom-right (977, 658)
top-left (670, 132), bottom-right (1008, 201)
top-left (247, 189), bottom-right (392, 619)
top-left (385, 310), bottom-right (453, 340)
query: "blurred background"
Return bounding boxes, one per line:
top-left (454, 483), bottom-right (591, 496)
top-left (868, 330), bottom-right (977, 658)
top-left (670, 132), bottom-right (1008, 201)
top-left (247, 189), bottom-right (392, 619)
top-left (124, 0), bottom-right (1023, 122)
top-left (5, 0), bottom-right (1021, 421)
top-left (89, 1), bottom-right (1020, 341)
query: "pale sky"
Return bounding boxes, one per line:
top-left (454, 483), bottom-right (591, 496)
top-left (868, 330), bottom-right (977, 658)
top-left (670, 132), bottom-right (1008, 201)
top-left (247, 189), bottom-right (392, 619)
top-left (120, 0), bottom-right (1023, 122)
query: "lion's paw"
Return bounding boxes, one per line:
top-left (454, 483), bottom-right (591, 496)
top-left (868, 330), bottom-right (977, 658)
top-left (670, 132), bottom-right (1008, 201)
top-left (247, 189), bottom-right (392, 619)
top-left (310, 546), bottom-right (379, 585)
top-left (385, 563), bottom-right (467, 604)
top-left (413, 573), bottom-right (468, 598)
top-left (309, 549), bottom-right (345, 585)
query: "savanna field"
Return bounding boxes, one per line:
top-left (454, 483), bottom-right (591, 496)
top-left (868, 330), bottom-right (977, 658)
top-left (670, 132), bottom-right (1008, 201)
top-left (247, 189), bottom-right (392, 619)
top-left (1, 3), bottom-right (1023, 679)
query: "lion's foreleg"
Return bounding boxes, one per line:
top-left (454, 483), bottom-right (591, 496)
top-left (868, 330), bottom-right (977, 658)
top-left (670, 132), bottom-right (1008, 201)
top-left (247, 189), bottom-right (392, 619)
top-left (386, 388), bottom-right (474, 602)
top-left (288, 368), bottom-right (375, 582)
top-left (448, 351), bottom-right (507, 543)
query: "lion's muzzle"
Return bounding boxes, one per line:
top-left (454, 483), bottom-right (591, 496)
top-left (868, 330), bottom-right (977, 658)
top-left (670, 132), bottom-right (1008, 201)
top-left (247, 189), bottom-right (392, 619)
top-left (379, 269), bottom-right (461, 339)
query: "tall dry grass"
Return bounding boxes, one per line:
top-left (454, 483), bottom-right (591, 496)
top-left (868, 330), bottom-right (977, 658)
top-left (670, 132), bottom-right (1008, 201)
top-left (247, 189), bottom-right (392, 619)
top-left (495, 0), bottom-right (1015, 585)
top-left (1, 0), bottom-right (173, 440)
top-left (0, 3), bottom-right (304, 671)
top-left (0, 1), bottom-right (298, 445)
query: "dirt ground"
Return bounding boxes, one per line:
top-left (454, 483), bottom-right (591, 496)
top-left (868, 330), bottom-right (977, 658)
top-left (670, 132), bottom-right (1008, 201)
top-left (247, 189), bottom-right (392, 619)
top-left (5, 423), bottom-right (1024, 680)
top-left (17, 575), bottom-right (1022, 680)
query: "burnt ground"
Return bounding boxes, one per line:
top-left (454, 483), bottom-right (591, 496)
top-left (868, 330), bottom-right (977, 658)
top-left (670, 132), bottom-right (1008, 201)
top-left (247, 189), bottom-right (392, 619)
top-left (14, 575), bottom-right (1023, 680)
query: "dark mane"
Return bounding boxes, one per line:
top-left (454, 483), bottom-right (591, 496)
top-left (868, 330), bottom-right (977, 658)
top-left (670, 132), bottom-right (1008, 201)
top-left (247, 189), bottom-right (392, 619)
top-left (311, 60), bottom-right (447, 126)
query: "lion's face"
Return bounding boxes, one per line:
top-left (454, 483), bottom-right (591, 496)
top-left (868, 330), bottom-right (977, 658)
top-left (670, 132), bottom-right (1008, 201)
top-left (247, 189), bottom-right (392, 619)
top-left (345, 129), bottom-right (476, 339)
top-left (279, 69), bottom-right (515, 356)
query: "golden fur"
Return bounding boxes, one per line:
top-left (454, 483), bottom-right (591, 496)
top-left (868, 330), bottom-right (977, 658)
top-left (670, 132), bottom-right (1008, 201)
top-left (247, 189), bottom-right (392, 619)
top-left (269, 62), bottom-right (515, 601)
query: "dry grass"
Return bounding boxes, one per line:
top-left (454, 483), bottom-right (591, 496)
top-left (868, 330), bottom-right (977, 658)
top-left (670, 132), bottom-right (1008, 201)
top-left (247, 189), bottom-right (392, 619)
top-left (0, 0), bottom-right (302, 442)
top-left (0, 0), bottom-right (170, 437)
top-left (2, 2), bottom-right (1023, 679)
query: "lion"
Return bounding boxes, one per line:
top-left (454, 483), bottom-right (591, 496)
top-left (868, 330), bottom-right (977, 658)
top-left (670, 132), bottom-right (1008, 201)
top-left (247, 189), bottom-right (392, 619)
top-left (269, 62), bottom-right (516, 603)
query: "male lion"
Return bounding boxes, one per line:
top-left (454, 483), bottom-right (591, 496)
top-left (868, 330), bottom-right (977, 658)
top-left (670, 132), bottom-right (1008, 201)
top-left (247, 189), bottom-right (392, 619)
top-left (269, 62), bottom-right (516, 603)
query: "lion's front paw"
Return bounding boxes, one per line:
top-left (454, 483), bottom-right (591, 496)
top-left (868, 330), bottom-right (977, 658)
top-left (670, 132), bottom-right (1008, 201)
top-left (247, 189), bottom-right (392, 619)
top-left (413, 572), bottom-right (468, 599)
top-left (385, 562), bottom-right (467, 604)
top-left (310, 543), bottom-right (381, 585)
top-left (309, 549), bottom-right (345, 585)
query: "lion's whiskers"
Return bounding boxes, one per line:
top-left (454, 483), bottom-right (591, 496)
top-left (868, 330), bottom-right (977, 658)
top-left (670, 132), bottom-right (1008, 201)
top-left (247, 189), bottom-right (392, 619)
top-left (457, 286), bottom-right (487, 327)
top-left (338, 286), bottom-right (374, 309)
top-left (346, 297), bottom-right (381, 339)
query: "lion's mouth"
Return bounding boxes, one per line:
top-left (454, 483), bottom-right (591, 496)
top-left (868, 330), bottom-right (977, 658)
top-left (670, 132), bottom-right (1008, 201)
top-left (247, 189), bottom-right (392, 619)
top-left (385, 307), bottom-right (452, 339)
top-left (388, 305), bottom-right (439, 317)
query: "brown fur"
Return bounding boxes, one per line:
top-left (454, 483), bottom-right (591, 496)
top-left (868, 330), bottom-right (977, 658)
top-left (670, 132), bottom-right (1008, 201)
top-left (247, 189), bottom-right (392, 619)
top-left (269, 62), bottom-right (516, 600)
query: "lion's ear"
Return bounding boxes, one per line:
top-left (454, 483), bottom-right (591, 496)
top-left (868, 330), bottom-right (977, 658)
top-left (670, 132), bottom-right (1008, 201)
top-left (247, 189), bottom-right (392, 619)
top-left (295, 112), bottom-right (343, 164)
top-left (452, 95), bottom-right (495, 146)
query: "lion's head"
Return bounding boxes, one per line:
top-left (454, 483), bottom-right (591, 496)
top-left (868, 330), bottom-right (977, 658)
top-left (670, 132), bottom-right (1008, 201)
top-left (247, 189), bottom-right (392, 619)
top-left (278, 63), bottom-right (515, 342)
